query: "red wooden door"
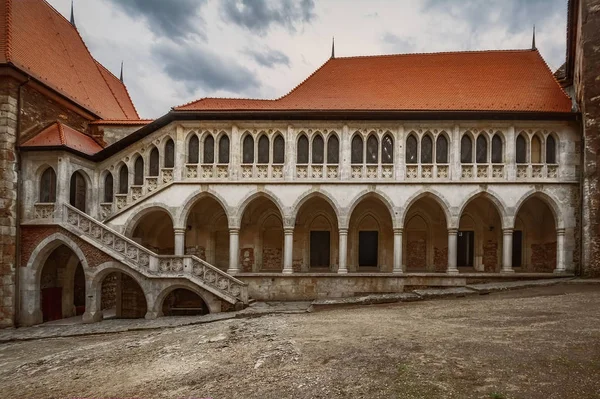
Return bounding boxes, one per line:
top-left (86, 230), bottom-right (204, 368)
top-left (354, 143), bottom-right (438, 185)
top-left (42, 287), bottom-right (62, 322)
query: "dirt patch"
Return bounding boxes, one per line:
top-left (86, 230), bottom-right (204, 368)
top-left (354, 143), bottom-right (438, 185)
top-left (1, 284), bottom-right (599, 398)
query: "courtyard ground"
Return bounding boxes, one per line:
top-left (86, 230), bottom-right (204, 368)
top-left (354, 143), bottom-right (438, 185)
top-left (0, 284), bottom-right (599, 399)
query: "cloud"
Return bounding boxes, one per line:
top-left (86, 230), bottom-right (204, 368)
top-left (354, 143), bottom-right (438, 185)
top-left (382, 33), bottom-right (417, 54)
top-left (152, 40), bottom-right (261, 95)
top-left (245, 47), bottom-right (290, 67)
top-left (220, 0), bottom-right (316, 35)
top-left (104, 0), bottom-right (208, 39)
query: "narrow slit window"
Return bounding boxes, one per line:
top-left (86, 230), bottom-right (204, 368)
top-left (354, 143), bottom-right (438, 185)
top-left (218, 135), bottom-right (230, 164)
top-left (436, 135), bottom-right (448, 163)
top-left (273, 135), bottom-right (285, 164)
top-left (327, 135), bottom-right (339, 164)
top-left (312, 135), bottom-right (324, 164)
top-left (351, 135), bottom-right (363, 164)
top-left (382, 134), bottom-right (393, 164)
top-left (546, 135), bottom-right (557, 164)
top-left (188, 135), bottom-right (199, 164)
top-left (104, 173), bottom-right (113, 203)
top-left (149, 147), bottom-right (159, 176)
top-left (258, 135), bottom-right (270, 164)
top-left (461, 135), bottom-right (473, 163)
top-left (164, 139), bottom-right (175, 168)
top-left (476, 135), bottom-right (488, 163)
top-left (134, 156), bottom-right (144, 185)
top-left (243, 135), bottom-right (254, 164)
top-left (421, 135), bottom-right (433, 163)
top-left (203, 135), bottom-right (215, 164)
top-left (406, 135), bottom-right (417, 164)
top-left (39, 167), bottom-right (57, 203)
top-left (516, 135), bottom-right (527, 164)
top-left (491, 134), bottom-right (503, 164)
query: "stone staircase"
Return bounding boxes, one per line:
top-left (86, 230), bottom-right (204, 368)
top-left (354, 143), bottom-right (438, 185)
top-left (61, 203), bottom-right (248, 306)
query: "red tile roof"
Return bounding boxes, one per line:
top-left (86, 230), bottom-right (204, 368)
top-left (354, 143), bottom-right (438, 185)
top-left (0, 0), bottom-right (139, 120)
top-left (88, 119), bottom-right (153, 126)
top-left (21, 122), bottom-right (104, 155)
top-left (175, 50), bottom-right (573, 113)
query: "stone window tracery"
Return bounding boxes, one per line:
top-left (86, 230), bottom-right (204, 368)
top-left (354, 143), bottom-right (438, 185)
top-left (351, 135), bottom-right (363, 164)
top-left (382, 134), bottom-right (393, 164)
top-left (164, 139), bottom-right (175, 168)
top-left (203, 135), bottom-right (215, 164)
top-left (312, 135), bottom-right (324, 164)
top-left (149, 147), bottom-right (159, 176)
top-left (516, 134), bottom-right (527, 164)
top-left (103, 173), bottom-right (113, 203)
top-left (243, 135), bottom-right (254, 164)
top-left (366, 134), bottom-right (378, 164)
top-left (119, 165), bottom-right (128, 194)
top-left (134, 156), bottom-right (144, 185)
top-left (327, 135), bottom-right (339, 164)
top-left (39, 167), bottom-right (56, 203)
top-left (436, 135), bottom-right (448, 163)
top-left (491, 134), bottom-right (503, 163)
top-left (461, 135), bottom-right (473, 163)
top-left (297, 134), bottom-right (309, 164)
top-left (188, 135), bottom-right (199, 164)
top-left (406, 134), bottom-right (418, 164)
top-left (258, 135), bottom-right (270, 164)
top-left (273, 134), bottom-right (285, 164)
top-left (218, 135), bottom-right (230, 164)
top-left (421, 135), bottom-right (433, 163)
top-left (476, 135), bottom-right (488, 163)
top-left (546, 135), bottom-right (557, 164)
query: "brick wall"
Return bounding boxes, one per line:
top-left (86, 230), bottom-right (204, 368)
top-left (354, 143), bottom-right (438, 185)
top-left (530, 242), bottom-right (557, 272)
top-left (262, 247), bottom-right (282, 271)
top-left (407, 240), bottom-right (426, 270)
top-left (483, 241), bottom-right (498, 272)
top-left (433, 247), bottom-right (447, 272)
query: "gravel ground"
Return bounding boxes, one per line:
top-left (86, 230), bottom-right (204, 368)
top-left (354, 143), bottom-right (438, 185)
top-left (0, 284), bottom-right (599, 399)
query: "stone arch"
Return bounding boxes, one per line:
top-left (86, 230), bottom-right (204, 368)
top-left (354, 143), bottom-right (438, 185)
top-left (345, 190), bottom-right (397, 229)
top-left (124, 203), bottom-right (177, 237)
top-left (456, 189), bottom-right (510, 229)
top-left (177, 190), bottom-right (231, 229)
top-left (234, 190), bottom-right (286, 226)
top-left (153, 283), bottom-right (220, 316)
top-left (400, 190), bottom-right (453, 229)
top-left (124, 205), bottom-right (175, 255)
top-left (290, 189), bottom-right (342, 227)
top-left (513, 190), bottom-right (564, 229)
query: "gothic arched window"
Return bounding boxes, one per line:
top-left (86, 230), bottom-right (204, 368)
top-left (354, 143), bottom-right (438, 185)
top-left (103, 172), bottom-right (113, 203)
top-left (327, 135), bottom-right (339, 164)
top-left (258, 135), bottom-right (270, 164)
top-left (149, 147), bottom-right (159, 176)
top-left (39, 167), bottom-right (57, 203)
top-left (516, 135), bottom-right (527, 164)
top-left (164, 139), bottom-right (175, 168)
top-left (273, 134), bottom-right (284, 164)
top-left (134, 156), bottom-right (144, 185)
top-left (546, 135), bottom-right (557, 164)
top-left (406, 135), bottom-right (417, 164)
top-left (351, 135), bottom-right (363, 164)
top-left (461, 135), bottom-right (473, 163)
top-left (69, 171), bottom-right (86, 212)
top-left (491, 134), bottom-right (503, 164)
top-left (366, 135), bottom-right (378, 164)
top-left (243, 135), bottom-right (254, 164)
top-left (436, 135), bottom-right (448, 163)
top-left (188, 135), bottom-right (199, 164)
top-left (297, 135), bottom-right (309, 164)
top-left (119, 165), bottom-right (128, 194)
top-left (203, 135), bottom-right (215, 164)
top-left (312, 135), bottom-right (324, 164)
top-left (218, 135), bottom-right (230, 163)
top-left (382, 134), bottom-right (393, 164)
top-left (476, 135), bottom-right (488, 163)
top-left (531, 135), bottom-right (542, 163)
top-left (421, 135), bottom-right (433, 163)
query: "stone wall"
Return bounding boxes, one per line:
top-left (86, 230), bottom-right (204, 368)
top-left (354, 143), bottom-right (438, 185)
top-left (89, 125), bottom-right (141, 146)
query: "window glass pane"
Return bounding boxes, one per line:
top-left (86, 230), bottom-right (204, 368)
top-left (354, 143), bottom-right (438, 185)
top-left (476, 135), bottom-right (488, 163)
top-left (243, 135), bottom-right (254, 163)
top-left (149, 148), bottom-right (159, 176)
top-left (219, 135), bottom-right (230, 163)
top-left (382, 134), bottom-right (393, 164)
top-left (188, 135), bottom-right (199, 164)
top-left (531, 136), bottom-right (542, 163)
top-left (327, 135), bottom-right (339, 164)
top-left (366, 135), bottom-right (378, 164)
top-left (516, 135), bottom-right (527, 164)
top-left (104, 173), bottom-right (113, 203)
top-left (203, 135), bottom-right (214, 164)
top-left (297, 135), bottom-right (309, 163)
top-left (258, 135), bottom-right (270, 164)
top-left (312, 135), bottom-right (324, 164)
top-left (70, 172), bottom-right (86, 212)
top-left (461, 135), bottom-right (472, 163)
top-left (119, 165), bottom-right (128, 194)
top-left (164, 139), bottom-right (175, 168)
top-left (351, 135), bottom-right (363, 164)
top-left (406, 135), bottom-right (417, 164)
top-left (273, 135), bottom-right (285, 164)
top-left (134, 156), bottom-right (144, 185)
top-left (421, 135), bottom-right (433, 163)
top-left (40, 167), bottom-right (56, 202)
top-left (436, 135), bottom-right (448, 163)
top-left (546, 135), bottom-right (556, 164)
top-left (491, 134), bottom-right (503, 163)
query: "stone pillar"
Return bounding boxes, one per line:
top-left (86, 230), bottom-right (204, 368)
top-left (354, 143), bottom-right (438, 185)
top-left (506, 125), bottom-right (516, 180)
top-left (393, 228), bottom-right (403, 274)
top-left (447, 228), bottom-right (459, 274)
top-left (555, 228), bottom-right (566, 274)
top-left (174, 228), bottom-right (186, 256)
top-left (283, 228), bottom-right (294, 274)
top-left (338, 228), bottom-right (348, 274)
top-left (227, 228), bottom-right (240, 274)
top-left (82, 278), bottom-right (102, 324)
top-left (501, 228), bottom-right (514, 273)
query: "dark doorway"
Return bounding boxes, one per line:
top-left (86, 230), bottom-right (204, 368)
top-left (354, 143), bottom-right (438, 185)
top-left (42, 287), bottom-right (62, 322)
top-left (512, 230), bottom-right (523, 267)
top-left (457, 231), bottom-right (474, 267)
top-left (358, 231), bottom-right (378, 267)
top-left (310, 231), bottom-right (330, 267)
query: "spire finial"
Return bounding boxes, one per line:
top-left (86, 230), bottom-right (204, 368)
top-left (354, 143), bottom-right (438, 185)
top-left (331, 37), bottom-right (335, 59)
top-left (70, 0), bottom-right (76, 27)
top-left (532, 25), bottom-right (536, 50)
top-left (119, 61), bottom-right (124, 83)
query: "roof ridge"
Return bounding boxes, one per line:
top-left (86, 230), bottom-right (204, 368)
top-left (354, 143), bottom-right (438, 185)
top-left (94, 60), bottom-right (131, 120)
top-left (334, 48), bottom-right (534, 60)
top-left (93, 59), bottom-right (141, 119)
top-left (532, 49), bottom-right (572, 103)
top-left (4, 0), bottom-right (12, 61)
top-left (55, 121), bottom-right (65, 145)
top-left (274, 58), bottom-right (333, 101)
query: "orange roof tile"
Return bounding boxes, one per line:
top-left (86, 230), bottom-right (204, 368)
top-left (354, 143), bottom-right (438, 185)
top-left (21, 121), bottom-right (104, 155)
top-left (1, 0), bottom-right (139, 120)
top-left (175, 50), bottom-right (573, 113)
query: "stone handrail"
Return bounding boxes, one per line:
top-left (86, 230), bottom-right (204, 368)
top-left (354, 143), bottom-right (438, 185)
top-left (62, 203), bottom-right (248, 305)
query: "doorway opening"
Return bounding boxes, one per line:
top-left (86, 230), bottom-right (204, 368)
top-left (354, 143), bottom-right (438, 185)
top-left (310, 231), bottom-right (330, 268)
top-left (358, 231), bottom-right (378, 267)
top-left (457, 231), bottom-right (474, 267)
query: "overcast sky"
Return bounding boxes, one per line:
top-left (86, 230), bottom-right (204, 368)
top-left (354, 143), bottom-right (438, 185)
top-left (48, 0), bottom-right (569, 119)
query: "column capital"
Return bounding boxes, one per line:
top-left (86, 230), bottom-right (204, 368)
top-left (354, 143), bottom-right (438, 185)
top-left (448, 228), bottom-right (458, 235)
top-left (284, 227), bottom-right (294, 235)
top-left (229, 227), bottom-right (240, 234)
top-left (556, 228), bottom-right (566, 236)
top-left (502, 228), bottom-right (514, 235)
top-left (393, 228), bottom-right (403, 235)
top-left (339, 228), bottom-right (349, 235)
top-left (174, 227), bottom-right (186, 235)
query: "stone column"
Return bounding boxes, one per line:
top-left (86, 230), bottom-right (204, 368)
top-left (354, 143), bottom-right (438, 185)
top-left (338, 228), bottom-right (348, 274)
top-left (174, 228), bottom-right (186, 256)
top-left (393, 228), bottom-right (403, 274)
top-left (555, 228), bottom-right (566, 274)
top-left (227, 228), bottom-right (240, 274)
top-left (82, 278), bottom-right (102, 324)
top-left (447, 228), bottom-right (459, 274)
top-left (501, 228), bottom-right (514, 273)
top-left (506, 125), bottom-right (516, 180)
top-left (283, 228), bottom-right (294, 274)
